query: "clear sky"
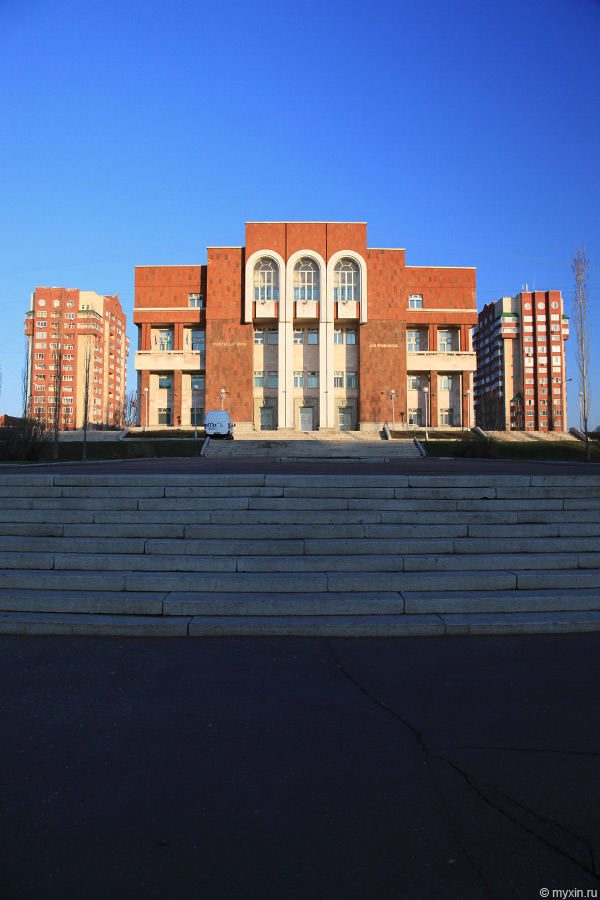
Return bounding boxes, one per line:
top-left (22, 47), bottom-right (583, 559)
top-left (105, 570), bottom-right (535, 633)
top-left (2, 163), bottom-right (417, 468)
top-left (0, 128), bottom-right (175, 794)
top-left (1, 0), bottom-right (598, 428)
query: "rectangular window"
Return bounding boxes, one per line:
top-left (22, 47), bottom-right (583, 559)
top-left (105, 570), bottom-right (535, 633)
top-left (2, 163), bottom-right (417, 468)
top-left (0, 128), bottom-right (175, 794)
top-left (408, 408), bottom-right (422, 426)
top-left (158, 376), bottom-right (172, 389)
top-left (254, 331), bottom-right (265, 344)
top-left (190, 406), bottom-right (204, 425)
top-left (440, 408), bottom-right (454, 426)
top-left (34, 354), bottom-right (45, 361)
top-left (156, 330), bottom-right (173, 351)
top-left (407, 374), bottom-right (421, 390)
top-left (334, 330), bottom-right (343, 345)
top-left (188, 293), bottom-right (203, 308)
top-left (158, 408), bottom-right (172, 425)
top-left (346, 329), bottom-right (356, 345)
top-left (294, 371), bottom-right (304, 388)
top-left (35, 332), bottom-right (47, 339)
top-left (35, 342), bottom-right (47, 349)
top-left (267, 330), bottom-right (279, 344)
top-left (191, 374), bottom-right (204, 390)
top-left (254, 371), bottom-right (265, 387)
top-left (293, 330), bottom-right (304, 344)
top-left (439, 375), bottom-right (453, 390)
top-left (346, 371), bottom-right (358, 389)
top-left (438, 330), bottom-right (453, 352)
top-left (307, 371), bottom-right (319, 388)
top-left (409, 294), bottom-right (423, 308)
top-left (191, 330), bottom-right (205, 352)
top-left (407, 331), bottom-right (421, 352)
top-left (307, 329), bottom-right (318, 345)
top-left (267, 371), bottom-right (278, 388)
top-left (334, 371), bottom-right (344, 388)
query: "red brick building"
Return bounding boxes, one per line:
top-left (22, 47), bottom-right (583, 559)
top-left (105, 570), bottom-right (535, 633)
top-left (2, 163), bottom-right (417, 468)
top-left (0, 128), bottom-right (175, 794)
top-left (134, 222), bottom-right (477, 430)
top-left (25, 288), bottom-right (128, 429)
top-left (473, 292), bottom-right (570, 431)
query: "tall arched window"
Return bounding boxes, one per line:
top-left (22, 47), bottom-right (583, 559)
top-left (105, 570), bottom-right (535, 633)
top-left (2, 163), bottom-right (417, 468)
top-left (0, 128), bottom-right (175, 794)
top-left (293, 259), bottom-right (319, 302)
top-left (334, 259), bottom-right (360, 303)
top-left (254, 258), bottom-right (279, 303)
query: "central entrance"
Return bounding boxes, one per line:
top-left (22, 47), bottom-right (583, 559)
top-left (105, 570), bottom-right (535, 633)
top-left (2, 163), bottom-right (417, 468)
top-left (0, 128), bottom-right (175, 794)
top-left (338, 408), bottom-right (352, 431)
top-left (299, 407), bottom-right (313, 432)
top-left (260, 407), bottom-right (273, 430)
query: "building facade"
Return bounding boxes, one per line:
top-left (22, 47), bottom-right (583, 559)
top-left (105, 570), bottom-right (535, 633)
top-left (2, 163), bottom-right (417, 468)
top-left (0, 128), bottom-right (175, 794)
top-left (472, 291), bottom-right (570, 431)
top-left (134, 222), bottom-right (477, 430)
top-left (25, 288), bottom-right (129, 429)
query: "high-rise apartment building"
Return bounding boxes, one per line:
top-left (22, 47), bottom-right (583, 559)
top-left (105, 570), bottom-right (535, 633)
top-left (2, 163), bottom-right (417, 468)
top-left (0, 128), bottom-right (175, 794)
top-left (134, 221), bottom-right (477, 431)
top-left (472, 291), bottom-right (570, 431)
top-left (25, 287), bottom-right (129, 429)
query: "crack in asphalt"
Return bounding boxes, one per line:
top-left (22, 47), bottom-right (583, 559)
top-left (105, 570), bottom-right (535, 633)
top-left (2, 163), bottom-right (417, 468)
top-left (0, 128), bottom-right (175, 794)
top-left (328, 642), bottom-right (600, 888)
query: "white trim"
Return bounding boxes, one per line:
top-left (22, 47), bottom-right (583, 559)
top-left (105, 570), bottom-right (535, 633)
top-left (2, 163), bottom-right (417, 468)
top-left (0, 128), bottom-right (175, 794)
top-left (244, 249), bottom-right (286, 324)
top-left (245, 221), bottom-right (367, 224)
top-left (327, 250), bottom-right (368, 324)
top-left (406, 265), bottom-right (477, 270)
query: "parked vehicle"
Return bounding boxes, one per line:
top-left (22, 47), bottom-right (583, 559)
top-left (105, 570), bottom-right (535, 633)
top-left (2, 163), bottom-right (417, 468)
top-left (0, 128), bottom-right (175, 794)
top-left (204, 411), bottom-right (234, 439)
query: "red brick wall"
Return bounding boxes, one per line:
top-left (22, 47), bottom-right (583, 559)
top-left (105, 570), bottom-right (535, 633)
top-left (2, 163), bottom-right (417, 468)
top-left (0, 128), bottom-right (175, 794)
top-left (205, 248), bottom-right (253, 420)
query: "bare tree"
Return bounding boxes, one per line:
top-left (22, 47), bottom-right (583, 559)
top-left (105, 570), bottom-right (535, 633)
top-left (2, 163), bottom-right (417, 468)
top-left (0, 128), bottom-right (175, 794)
top-left (82, 337), bottom-right (93, 460)
top-left (571, 247), bottom-right (591, 459)
top-left (22, 336), bottom-right (31, 418)
top-left (124, 390), bottom-right (137, 426)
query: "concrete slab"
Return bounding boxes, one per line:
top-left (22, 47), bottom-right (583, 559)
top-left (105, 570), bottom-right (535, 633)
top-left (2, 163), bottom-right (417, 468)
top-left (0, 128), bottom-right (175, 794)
top-left (0, 611), bottom-right (190, 636)
top-left (0, 524), bottom-right (64, 537)
top-left (394, 488), bottom-right (496, 499)
top-left (0, 537), bottom-right (147, 554)
top-left (456, 499), bottom-right (564, 511)
top-left (0, 486), bottom-right (63, 497)
top-left (441, 610), bottom-right (600, 634)
top-left (0, 553), bottom-right (55, 569)
top-left (326, 570), bottom-right (517, 592)
top-left (93, 512), bottom-right (212, 524)
top-left (31, 497), bottom-right (139, 510)
top-left (381, 511), bottom-right (518, 524)
top-left (265, 475), bottom-right (410, 487)
top-left (184, 524), bottom-right (366, 540)
top-left (62, 524), bottom-right (186, 538)
top-left (467, 524), bottom-right (558, 537)
top-left (0, 570), bottom-right (127, 591)
top-left (364, 524), bottom-right (468, 538)
top-left (163, 592), bottom-right (405, 616)
top-left (0, 510), bottom-right (95, 523)
top-left (145, 539), bottom-right (305, 556)
top-left (138, 498), bottom-right (250, 510)
top-left (0, 589), bottom-right (164, 614)
top-left (283, 487), bottom-right (395, 498)
top-left (496, 487), bottom-right (600, 499)
top-left (453, 537), bottom-right (600, 554)
top-left (208, 511), bottom-right (382, 525)
top-left (408, 475), bottom-right (531, 487)
top-left (403, 588), bottom-right (600, 614)
top-left (236, 555), bottom-right (404, 572)
top-left (187, 614), bottom-right (444, 636)
top-left (53, 554), bottom-right (238, 572)
top-left (403, 553), bottom-right (578, 571)
top-left (248, 497), bottom-right (349, 510)
top-left (578, 554), bottom-right (600, 568)
top-left (515, 570), bottom-right (600, 589)
top-left (559, 524), bottom-right (600, 536)
top-left (530, 476), bottom-right (600, 486)
top-left (348, 499), bottom-right (458, 511)
top-left (517, 510), bottom-right (600, 523)
top-left (304, 538), bottom-right (455, 556)
top-left (62, 486), bottom-right (165, 498)
top-left (0, 475), bottom-right (55, 486)
top-left (54, 474), bottom-right (267, 486)
top-left (124, 572), bottom-right (330, 593)
top-left (165, 486), bottom-right (283, 497)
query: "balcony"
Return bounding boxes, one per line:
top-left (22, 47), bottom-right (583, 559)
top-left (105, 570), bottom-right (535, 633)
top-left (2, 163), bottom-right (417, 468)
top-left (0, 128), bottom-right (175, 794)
top-left (135, 350), bottom-right (205, 372)
top-left (406, 351), bottom-right (477, 372)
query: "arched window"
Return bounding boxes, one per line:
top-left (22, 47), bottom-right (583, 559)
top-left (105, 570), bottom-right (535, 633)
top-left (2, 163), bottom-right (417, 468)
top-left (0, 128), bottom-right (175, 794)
top-left (334, 259), bottom-right (360, 303)
top-left (293, 259), bottom-right (319, 302)
top-left (254, 258), bottom-right (279, 303)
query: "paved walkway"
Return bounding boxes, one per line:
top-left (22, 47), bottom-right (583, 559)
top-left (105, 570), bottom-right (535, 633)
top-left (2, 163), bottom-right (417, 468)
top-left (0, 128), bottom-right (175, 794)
top-left (1, 633), bottom-right (599, 899)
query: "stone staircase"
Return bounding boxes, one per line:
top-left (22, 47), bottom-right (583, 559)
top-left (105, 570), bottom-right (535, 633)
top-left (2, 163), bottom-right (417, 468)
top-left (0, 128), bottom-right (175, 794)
top-left (205, 430), bottom-right (421, 460)
top-left (0, 472), bottom-right (599, 636)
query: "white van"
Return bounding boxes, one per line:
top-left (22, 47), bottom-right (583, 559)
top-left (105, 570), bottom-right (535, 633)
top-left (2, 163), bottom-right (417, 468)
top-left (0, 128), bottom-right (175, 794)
top-left (204, 410), bottom-right (234, 440)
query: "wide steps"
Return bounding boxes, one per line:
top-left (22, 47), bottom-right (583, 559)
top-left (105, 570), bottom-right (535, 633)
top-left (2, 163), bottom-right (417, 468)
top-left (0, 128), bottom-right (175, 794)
top-left (0, 473), bottom-right (599, 635)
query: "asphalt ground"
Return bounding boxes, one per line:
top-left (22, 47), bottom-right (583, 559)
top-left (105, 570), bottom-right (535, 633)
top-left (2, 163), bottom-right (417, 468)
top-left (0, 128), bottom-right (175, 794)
top-left (1, 634), bottom-right (600, 900)
top-left (1, 456), bottom-right (600, 476)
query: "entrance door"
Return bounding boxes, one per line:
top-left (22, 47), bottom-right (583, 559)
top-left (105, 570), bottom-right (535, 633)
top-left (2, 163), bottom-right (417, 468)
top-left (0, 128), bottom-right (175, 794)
top-left (338, 408), bottom-right (352, 431)
top-left (299, 407), bottom-right (313, 432)
top-left (260, 407), bottom-right (273, 430)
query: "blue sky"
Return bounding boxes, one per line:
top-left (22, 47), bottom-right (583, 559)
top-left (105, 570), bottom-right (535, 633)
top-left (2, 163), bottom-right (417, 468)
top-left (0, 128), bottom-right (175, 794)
top-left (1, 0), bottom-right (598, 427)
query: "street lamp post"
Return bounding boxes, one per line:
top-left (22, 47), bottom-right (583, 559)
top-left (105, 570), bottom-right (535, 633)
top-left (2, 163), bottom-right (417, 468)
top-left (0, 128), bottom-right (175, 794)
top-left (143, 387), bottom-right (148, 432)
top-left (193, 385), bottom-right (198, 441)
top-left (466, 389), bottom-right (471, 430)
top-left (390, 390), bottom-right (395, 430)
top-left (423, 386), bottom-right (429, 442)
top-left (220, 388), bottom-right (226, 411)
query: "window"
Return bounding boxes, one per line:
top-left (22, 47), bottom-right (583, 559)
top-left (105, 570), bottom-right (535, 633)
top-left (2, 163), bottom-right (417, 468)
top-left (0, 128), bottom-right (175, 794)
top-left (439, 375), bottom-right (453, 390)
top-left (438, 330), bottom-right (454, 352)
top-left (35, 354), bottom-right (45, 361)
top-left (293, 258), bottom-right (319, 302)
top-left (156, 330), bottom-right (173, 351)
top-left (189, 293), bottom-right (203, 308)
top-left (294, 330), bottom-right (304, 344)
top-left (334, 329), bottom-right (343, 344)
top-left (267, 371), bottom-right (278, 388)
top-left (440, 408), bottom-right (454, 426)
top-left (307, 329), bottom-right (318, 345)
top-left (254, 258), bottom-right (279, 303)
top-left (158, 408), bottom-right (172, 426)
top-left (307, 371), bottom-right (319, 388)
top-left (267, 330), bottom-right (279, 344)
top-left (526, 389), bottom-right (534, 395)
top-left (334, 259), bottom-right (359, 303)
top-left (191, 374), bottom-right (204, 390)
top-left (346, 371), bottom-right (358, 388)
top-left (191, 330), bottom-right (205, 352)
top-left (408, 408), bottom-right (422, 426)
top-left (334, 371), bottom-right (344, 388)
top-left (409, 294), bottom-right (423, 309)
top-left (346, 329), bottom-right (356, 345)
top-left (190, 406), bottom-right (204, 425)
top-left (254, 330), bottom-right (265, 344)
top-left (552, 356), bottom-right (561, 365)
top-left (407, 330), bottom-right (421, 352)
top-left (408, 374), bottom-right (421, 390)
top-left (158, 376), bottom-right (172, 389)
top-left (294, 371), bottom-right (304, 388)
